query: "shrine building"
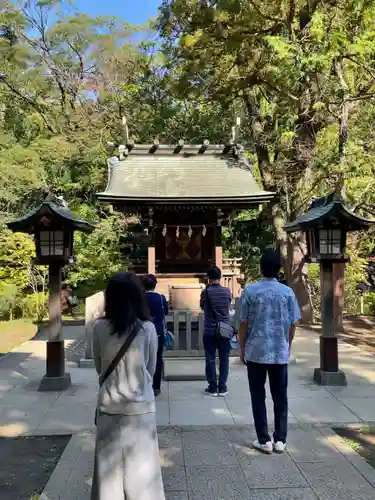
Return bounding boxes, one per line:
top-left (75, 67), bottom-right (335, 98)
top-left (98, 140), bottom-right (274, 309)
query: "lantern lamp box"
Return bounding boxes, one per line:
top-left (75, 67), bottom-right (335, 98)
top-left (7, 200), bottom-right (94, 265)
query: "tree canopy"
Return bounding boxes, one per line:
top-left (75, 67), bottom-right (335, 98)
top-left (1, 0), bottom-right (375, 320)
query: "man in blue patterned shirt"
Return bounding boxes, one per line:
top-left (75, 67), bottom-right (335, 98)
top-left (239, 249), bottom-right (301, 454)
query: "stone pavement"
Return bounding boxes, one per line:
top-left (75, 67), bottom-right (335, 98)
top-left (1, 326), bottom-right (375, 498)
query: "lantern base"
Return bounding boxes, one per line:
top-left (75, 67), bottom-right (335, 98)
top-left (38, 373), bottom-right (71, 392)
top-left (313, 368), bottom-right (347, 387)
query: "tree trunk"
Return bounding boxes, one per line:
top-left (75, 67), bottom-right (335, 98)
top-left (243, 89), bottom-right (314, 322)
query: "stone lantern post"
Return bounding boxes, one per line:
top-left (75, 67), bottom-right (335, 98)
top-left (7, 199), bottom-right (94, 391)
top-left (285, 194), bottom-right (374, 386)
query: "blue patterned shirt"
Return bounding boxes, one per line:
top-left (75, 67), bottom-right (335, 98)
top-left (240, 279), bottom-right (301, 364)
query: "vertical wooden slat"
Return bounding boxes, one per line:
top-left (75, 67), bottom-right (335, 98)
top-left (198, 313), bottom-right (204, 349)
top-left (186, 311), bottom-right (192, 350)
top-left (173, 311), bottom-right (179, 350)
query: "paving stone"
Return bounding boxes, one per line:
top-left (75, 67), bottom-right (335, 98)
top-left (288, 397), bottom-right (360, 424)
top-left (286, 428), bottom-right (345, 463)
top-left (326, 384), bottom-right (375, 398)
top-left (37, 402), bottom-right (96, 433)
top-left (335, 397), bottom-right (375, 421)
top-left (226, 399), bottom-right (298, 426)
top-left (169, 381), bottom-right (207, 400)
top-left (182, 428), bottom-right (238, 466)
top-left (156, 401), bottom-right (170, 426)
top-left (166, 492), bottom-right (188, 500)
top-left (235, 443), bottom-right (308, 489)
top-left (298, 462), bottom-right (375, 500)
top-left (161, 465), bottom-right (187, 492)
top-left (169, 398), bottom-right (234, 425)
top-left (158, 428), bottom-right (184, 466)
top-left (186, 465), bottom-right (250, 500)
top-left (245, 488), bottom-right (318, 500)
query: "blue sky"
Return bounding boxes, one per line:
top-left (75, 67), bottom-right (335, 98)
top-left (75, 0), bottom-right (160, 24)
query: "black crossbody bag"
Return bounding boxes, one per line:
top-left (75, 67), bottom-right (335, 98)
top-left (205, 288), bottom-right (235, 340)
top-left (95, 322), bottom-right (140, 425)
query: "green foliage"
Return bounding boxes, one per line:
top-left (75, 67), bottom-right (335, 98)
top-left (1, 0), bottom-right (375, 322)
top-left (0, 282), bottom-right (18, 319)
top-left (20, 292), bottom-right (49, 322)
top-left (67, 211), bottom-right (128, 296)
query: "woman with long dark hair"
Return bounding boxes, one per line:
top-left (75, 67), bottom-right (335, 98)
top-left (91, 272), bottom-right (165, 500)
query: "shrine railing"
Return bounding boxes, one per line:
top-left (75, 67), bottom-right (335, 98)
top-left (84, 293), bottom-right (241, 360)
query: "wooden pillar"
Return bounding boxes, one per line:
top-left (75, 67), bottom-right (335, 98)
top-left (39, 263), bottom-right (71, 391)
top-left (314, 260), bottom-right (347, 386)
top-left (147, 208), bottom-right (155, 274)
top-left (333, 262), bottom-right (345, 330)
top-left (215, 209), bottom-right (223, 271)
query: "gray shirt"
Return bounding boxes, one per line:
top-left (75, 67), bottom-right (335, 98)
top-left (93, 319), bottom-right (158, 415)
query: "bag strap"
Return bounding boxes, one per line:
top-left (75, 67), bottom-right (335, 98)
top-left (205, 288), bottom-right (219, 323)
top-left (99, 322), bottom-right (140, 387)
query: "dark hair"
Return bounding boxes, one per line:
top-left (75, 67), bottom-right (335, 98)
top-left (105, 272), bottom-right (150, 336)
top-left (260, 248), bottom-right (281, 279)
top-left (207, 265), bottom-right (221, 280)
top-left (141, 274), bottom-right (158, 291)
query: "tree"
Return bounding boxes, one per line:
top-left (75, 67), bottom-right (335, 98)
top-left (157, 0), bottom-right (375, 322)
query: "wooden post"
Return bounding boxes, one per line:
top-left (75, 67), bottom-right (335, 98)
top-left (314, 260), bottom-right (347, 386)
top-left (39, 263), bottom-right (71, 391)
top-left (148, 208), bottom-right (156, 274)
top-left (333, 262), bottom-right (345, 330)
top-left (173, 311), bottom-right (179, 350)
top-left (198, 313), bottom-right (204, 350)
top-left (215, 215), bottom-right (223, 273)
top-left (186, 311), bottom-right (192, 350)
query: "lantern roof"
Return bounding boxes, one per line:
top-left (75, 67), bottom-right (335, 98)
top-left (285, 193), bottom-right (375, 233)
top-left (7, 199), bottom-right (95, 234)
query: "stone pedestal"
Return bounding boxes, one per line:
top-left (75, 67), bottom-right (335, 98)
top-left (39, 340), bottom-right (71, 391)
top-left (171, 284), bottom-right (204, 311)
top-left (83, 291), bottom-right (104, 360)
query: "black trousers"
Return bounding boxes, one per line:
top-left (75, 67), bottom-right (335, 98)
top-left (153, 335), bottom-right (164, 391)
top-left (247, 362), bottom-right (288, 444)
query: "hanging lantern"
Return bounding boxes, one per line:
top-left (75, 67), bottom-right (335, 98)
top-left (188, 225), bottom-right (193, 239)
top-left (162, 224), bottom-right (167, 237)
top-left (202, 225), bottom-right (207, 237)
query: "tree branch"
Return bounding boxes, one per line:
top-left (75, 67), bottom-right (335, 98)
top-left (0, 75), bottom-right (55, 133)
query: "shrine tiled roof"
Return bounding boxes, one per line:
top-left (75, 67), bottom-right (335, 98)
top-left (98, 143), bottom-right (274, 205)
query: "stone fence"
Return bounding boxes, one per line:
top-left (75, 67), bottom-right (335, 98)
top-left (84, 293), bottom-right (240, 360)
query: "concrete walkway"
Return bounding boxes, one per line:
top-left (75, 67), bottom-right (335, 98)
top-left (1, 327), bottom-right (375, 498)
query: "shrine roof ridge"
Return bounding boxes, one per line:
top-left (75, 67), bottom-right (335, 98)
top-left (111, 140), bottom-right (243, 157)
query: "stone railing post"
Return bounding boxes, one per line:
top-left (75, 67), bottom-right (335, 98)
top-left (84, 291), bottom-right (105, 360)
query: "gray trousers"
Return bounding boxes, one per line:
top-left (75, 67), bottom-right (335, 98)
top-left (91, 412), bottom-right (165, 500)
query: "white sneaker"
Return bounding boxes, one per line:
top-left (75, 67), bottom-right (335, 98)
top-left (274, 441), bottom-right (286, 453)
top-left (253, 440), bottom-right (273, 454)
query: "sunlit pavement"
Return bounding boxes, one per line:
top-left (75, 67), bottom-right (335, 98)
top-left (1, 326), bottom-right (375, 499)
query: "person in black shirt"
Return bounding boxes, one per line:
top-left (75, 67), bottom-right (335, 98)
top-left (142, 274), bottom-right (169, 396)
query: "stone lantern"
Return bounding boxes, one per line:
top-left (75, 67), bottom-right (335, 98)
top-left (285, 193), bottom-right (374, 386)
top-left (7, 199), bottom-right (94, 391)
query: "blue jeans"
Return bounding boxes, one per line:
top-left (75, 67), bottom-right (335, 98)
top-left (247, 362), bottom-right (288, 444)
top-left (203, 334), bottom-right (231, 392)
